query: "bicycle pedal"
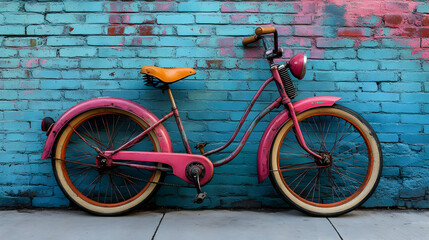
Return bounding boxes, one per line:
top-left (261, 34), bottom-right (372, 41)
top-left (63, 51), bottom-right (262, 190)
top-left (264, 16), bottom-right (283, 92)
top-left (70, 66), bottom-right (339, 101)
top-left (194, 192), bottom-right (207, 204)
top-left (194, 142), bottom-right (208, 154)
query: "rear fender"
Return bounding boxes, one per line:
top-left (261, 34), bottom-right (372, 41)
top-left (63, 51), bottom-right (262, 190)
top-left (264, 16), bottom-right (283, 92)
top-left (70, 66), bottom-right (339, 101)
top-left (40, 97), bottom-right (173, 159)
top-left (257, 96), bottom-right (341, 183)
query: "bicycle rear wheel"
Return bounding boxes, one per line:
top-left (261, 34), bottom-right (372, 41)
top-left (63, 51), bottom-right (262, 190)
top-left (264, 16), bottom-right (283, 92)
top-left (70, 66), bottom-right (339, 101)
top-left (270, 105), bottom-right (382, 216)
top-left (52, 108), bottom-right (165, 215)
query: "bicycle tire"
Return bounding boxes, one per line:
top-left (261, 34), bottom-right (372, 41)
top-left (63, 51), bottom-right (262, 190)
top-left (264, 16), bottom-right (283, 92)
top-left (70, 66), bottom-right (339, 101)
top-left (52, 108), bottom-right (165, 215)
top-left (269, 105), bottom-right (382, 217)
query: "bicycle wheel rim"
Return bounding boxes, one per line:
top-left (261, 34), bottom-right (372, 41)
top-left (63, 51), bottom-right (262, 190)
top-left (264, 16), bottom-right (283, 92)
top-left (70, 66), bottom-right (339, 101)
top-left (54, 108), bottom-right (163, 214)
top-left (271, 106), bottom-right (381, 215)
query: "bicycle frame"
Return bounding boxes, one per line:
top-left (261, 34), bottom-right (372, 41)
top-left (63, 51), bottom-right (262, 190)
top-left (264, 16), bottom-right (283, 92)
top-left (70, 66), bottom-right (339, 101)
top-left (106, 67), bottom-right (323, 170)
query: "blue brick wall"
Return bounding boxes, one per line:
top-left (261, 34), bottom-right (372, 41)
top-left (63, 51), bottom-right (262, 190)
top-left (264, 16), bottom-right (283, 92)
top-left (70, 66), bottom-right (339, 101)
top-left (0, 0), bottom-right (428, 210)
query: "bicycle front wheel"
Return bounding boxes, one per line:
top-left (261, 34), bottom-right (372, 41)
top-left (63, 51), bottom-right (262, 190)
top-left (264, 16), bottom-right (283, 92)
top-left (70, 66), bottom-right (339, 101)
top-left (270, 105), bottom-right (382, 216)
top-left (52, 108), bottom-right (165, 215)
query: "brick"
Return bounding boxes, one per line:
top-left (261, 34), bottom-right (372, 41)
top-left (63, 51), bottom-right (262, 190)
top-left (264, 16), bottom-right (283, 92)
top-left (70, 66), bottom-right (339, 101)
top-left (0, 48), bottom-right (18, 57)
top-left (216, 26), bottom-right (255, 36)
top-left (272, 15), bottom-right (294, 25)
top-left (178, 2), bottom-right (221, 12)
top-left (358, 49), bottom-right (399, 60)
top-left (337, 60), bottom-right (378, 71)
top-left (324, 49), bottom-right (356, 59)
top-left (137, 48), bottom-right (175, 58)
top-left (221, 3), bottom-right (260, 13)
top-left (3, 38), bottom-right (43, 47)
top-left (360, 40), bottom-right (379, 47)
top-left (337, 28), bottom-right (371, 37)
top-left (26, 25), bottom-right (65, 35)
top-left (380, 61), bottom-right (421, 71)
top-left (19, 48), bottom-right (57, 58)
top-left (416, 3), bottom-right (429, 13)
top-left (81, 58), bottom-right (118, 68)
top-left (157, 14), bottom-right (194, 24)
top-left (105, 2), bottom-right (139, 12)
top-left (176, 47), bottom-right (216, 57)
top-left (381, 83), bottom-right (421, 92)
top-left (46, 37), bottom-right (85, 46)
top-left (0, 69), bottom-right (29, 79)
top-left (357, 71), bottom-right (398, 82)
top-left (381, 103), bottom-right (420, 113)
top-left (158, 36), bottom-right (195, 46)
top-left (32, 70), bottom-right (61, 79)
top-left (98, 48), bottom-right (137, 57)
top-left (0, 2), bottom-right (20, 12)
top-left (401, 134), bottom-right (429, 144)
top-left (230, 14), bottom-right (272, 24)
top-left (357, 92), bottom-right (400, 102)
top-left (259, 2), bottom-right (297, 13)
top-left (315, 71), bottom-right (356, 81)
top-left (40, 58), bottom-right (79, 69)
top-left (316, 38), bottom-right (355, 48)
top-left (177, 26), bottom-right (212, 36)
top-left (0, 58), bottom-right (20, 68)
top-left (382, 39), bottom-right (421, 48)
top-left (59, 48), bottom-right (97, 57)
top-left (3, 13), bottom-right (44, 24)
top-left (40, 80), bottom-right (80, 90)
top-left (336, 82), bottom-right (377, 92)
top-left (64, 2), bottom-right (104, 12)
top-left (139, 2), bottom-right (176, 12)
top-left (24, 2), bottom-right (64, 12)
top-left (46, 13), bottom-right (85, 23)
top-left (196, 14), bottom-right (229, 24)
top-left (0, 26), bottom-right (25, 35)
top-left (402, 93), bottom-right (429, 103)
top-left (18, 90), bottom-right (61, 100)
top-left (120, 58), bottom-right (156, 68)
top-left (69, 24), bottom-right (104, 35)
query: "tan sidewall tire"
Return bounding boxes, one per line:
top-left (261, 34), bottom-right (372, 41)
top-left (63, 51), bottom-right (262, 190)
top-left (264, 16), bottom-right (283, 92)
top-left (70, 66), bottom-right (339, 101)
top-left (53, 108), bottom-right (163, 215)
top-left (270, 106), bottom-right (381, 216)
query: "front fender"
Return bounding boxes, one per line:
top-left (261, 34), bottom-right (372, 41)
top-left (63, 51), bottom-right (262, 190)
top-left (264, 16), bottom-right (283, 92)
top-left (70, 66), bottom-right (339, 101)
top-left (40, 97), bottom-right (173, 159)
top-left (257, 96), bottom-right (341, 183)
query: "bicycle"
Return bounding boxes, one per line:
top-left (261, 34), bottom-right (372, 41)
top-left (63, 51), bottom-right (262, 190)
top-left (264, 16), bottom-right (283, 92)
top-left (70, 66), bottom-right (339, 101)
top-left (40, 26), bottom-right (382, 217)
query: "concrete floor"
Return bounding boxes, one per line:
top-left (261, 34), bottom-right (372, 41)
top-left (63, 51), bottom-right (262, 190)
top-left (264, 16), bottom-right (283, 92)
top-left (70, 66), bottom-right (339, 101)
top-left (0, 209), bottom-right (428, 240)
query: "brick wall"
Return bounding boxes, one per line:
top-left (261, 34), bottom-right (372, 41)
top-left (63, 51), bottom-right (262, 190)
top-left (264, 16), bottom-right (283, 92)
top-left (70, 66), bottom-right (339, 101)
top-left (0, 0), bottom-right (428, 209)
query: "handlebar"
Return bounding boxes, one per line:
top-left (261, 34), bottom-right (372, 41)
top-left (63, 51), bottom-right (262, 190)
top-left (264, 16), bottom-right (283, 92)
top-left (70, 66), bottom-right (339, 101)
top-left (242, 26), bottom-right (280, 60)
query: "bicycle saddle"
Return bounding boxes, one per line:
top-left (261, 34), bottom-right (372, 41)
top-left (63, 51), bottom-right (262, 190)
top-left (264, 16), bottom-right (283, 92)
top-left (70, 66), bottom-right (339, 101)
top-left (141, 66), bottom-right (196, 83)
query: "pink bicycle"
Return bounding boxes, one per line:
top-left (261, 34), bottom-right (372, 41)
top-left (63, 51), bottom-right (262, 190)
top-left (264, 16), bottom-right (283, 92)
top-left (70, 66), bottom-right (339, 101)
top-left (40, 26), bottom-right (382, 216)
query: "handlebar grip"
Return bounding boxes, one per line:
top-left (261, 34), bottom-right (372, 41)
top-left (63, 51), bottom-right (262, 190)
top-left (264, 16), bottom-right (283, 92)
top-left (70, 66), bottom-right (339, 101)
top-left (255, 26), bottom-right (276, 35)
top-left (242, 35), bottom-right (259, 46)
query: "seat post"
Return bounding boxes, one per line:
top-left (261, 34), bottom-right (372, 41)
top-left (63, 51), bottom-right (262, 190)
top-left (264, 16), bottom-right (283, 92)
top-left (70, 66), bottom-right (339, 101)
top-left (166, 86), bottom-right (177, 109)
top-left (166, 86), bottom-right (192, 154)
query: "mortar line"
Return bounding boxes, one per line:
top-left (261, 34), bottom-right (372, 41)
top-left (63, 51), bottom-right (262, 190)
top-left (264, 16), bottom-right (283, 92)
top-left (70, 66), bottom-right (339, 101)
top-left (327, 217), bottom-right (343, 240)
top-left (151, 212), bottom-right (165, 240)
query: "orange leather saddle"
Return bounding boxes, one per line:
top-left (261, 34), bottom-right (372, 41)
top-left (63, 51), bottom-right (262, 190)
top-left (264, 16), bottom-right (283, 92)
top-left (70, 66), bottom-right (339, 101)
top-left (141, 66), bottom-right (196, 83)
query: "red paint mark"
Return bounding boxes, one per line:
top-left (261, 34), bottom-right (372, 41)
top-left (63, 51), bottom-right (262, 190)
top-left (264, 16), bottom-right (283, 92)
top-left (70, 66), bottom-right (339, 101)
top-left (221, 3), bottom-right (236, 12)
top-left (206, 60), bottom-right (223, 69)
top-left (108, 26), bottom-right (125, 36)
top-left (423, 17), bottom-right (429, 26)
top-left (337, 28), bottom-right (367, 37)
top-left (69, 27), bottom-right (74, 32)
top-left (138, 26), bottom-right (152, 35)
top-left (384, 15), bottom-right (403, 26)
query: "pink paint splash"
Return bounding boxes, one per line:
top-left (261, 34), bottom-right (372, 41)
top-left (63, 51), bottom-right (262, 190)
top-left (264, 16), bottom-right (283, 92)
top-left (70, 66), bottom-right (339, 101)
top-left (26, 58), bottom-right (39, 68)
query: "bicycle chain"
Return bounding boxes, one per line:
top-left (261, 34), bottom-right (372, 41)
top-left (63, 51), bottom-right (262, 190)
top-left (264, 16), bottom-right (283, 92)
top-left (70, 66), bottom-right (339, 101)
top-left (54, 158), bottom-right (195, 189)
